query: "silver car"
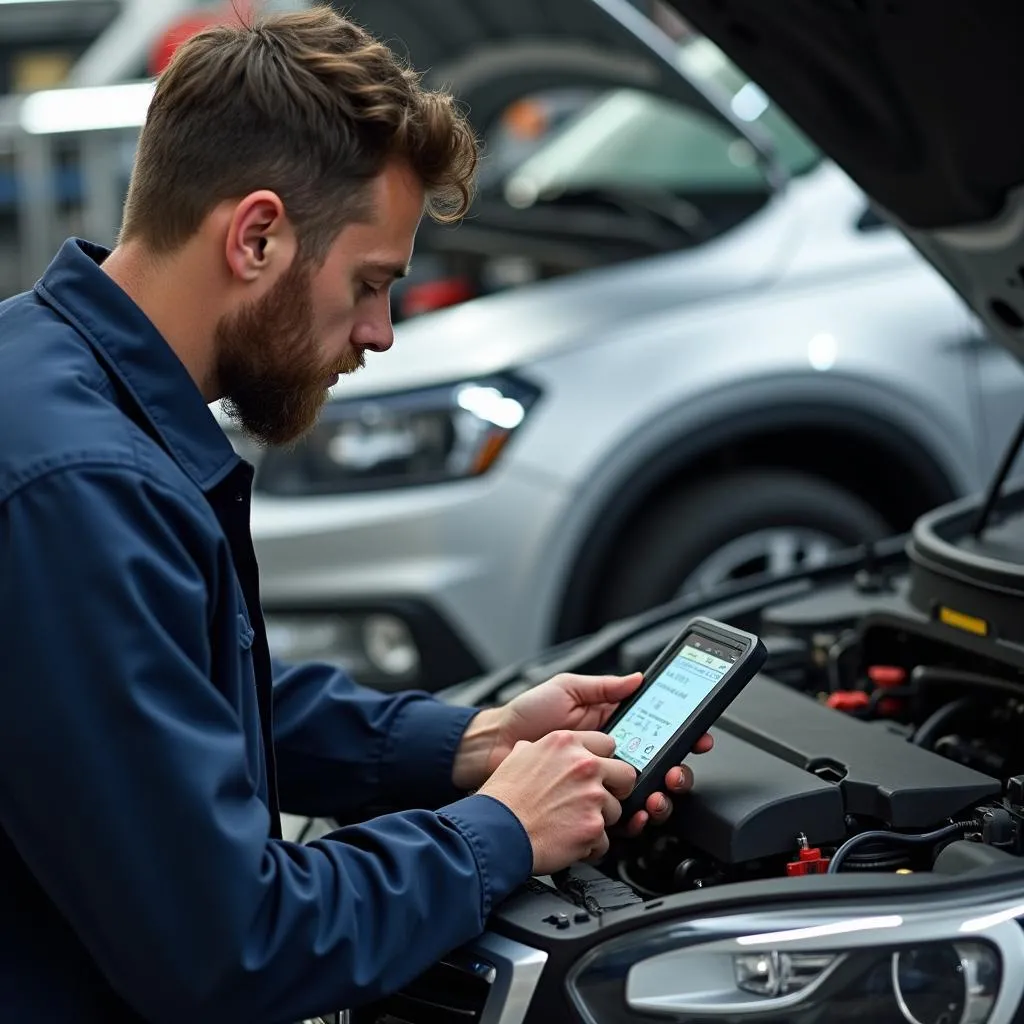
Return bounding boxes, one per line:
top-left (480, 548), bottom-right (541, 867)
top-left (235, 0), bottom-right (1024, 693)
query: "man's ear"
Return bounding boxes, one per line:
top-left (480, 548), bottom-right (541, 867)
top-left (224, 190), bottom-right (297, 283)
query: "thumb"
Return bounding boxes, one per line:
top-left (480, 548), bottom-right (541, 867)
top-left (566, 672), bottom-right (644, 706)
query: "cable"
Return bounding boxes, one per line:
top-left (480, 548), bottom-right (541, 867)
top-left (912, 696), bottom-right (975, 748)
top-left (826, 821), bottom-right (975, 875)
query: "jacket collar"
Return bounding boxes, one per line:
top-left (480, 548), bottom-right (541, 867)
top-left (35, 238), bottom-right (240, 491)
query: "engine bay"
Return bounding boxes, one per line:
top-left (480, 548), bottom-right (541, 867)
top-left (574, 478), bottom-right (1024, 904)
top-left (354, 467), bottom-right (1024, 1024)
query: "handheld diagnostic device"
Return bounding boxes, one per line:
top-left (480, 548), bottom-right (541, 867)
top-left (603, 616), bottom-right (767, 818)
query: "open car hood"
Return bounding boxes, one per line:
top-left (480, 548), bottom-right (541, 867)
top-left (337, 0), bottom-right (780, 179)
top-left (663, 0), bottom-right (1024, 363)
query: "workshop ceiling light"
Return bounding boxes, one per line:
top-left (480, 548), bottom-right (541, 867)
top-left (20, 80), bottom-right (155, 135)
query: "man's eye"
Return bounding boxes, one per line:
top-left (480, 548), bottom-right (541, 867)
top-left (359, 281), bottom-right (383, 299)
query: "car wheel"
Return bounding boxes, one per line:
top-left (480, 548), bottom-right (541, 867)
top-left (593, 469), bottom-right (890, 624)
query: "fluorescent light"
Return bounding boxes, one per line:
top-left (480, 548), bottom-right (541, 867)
top-left (21, 80), bottom-right (156, 135)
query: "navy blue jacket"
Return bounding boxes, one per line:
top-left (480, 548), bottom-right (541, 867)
top-left (0, 239), bottom-right (533, 1022)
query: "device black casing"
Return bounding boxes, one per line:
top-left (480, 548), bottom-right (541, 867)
top-left (602, 616), bottom-right (767, 818)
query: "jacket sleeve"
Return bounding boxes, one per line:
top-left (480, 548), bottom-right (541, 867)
top-left (0, 463), bottom-right (533, 1024)
top-left (271, 657), bottom-right (481, 819)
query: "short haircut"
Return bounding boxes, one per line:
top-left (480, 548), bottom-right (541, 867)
top-left (120, 5), bottom-right (478, 261)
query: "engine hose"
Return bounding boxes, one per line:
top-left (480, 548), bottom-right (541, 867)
top-left (838, 855), bottom-right (911, 871)
top-left (827, 633), bottom-right (861, 693)
top-left (827, 820), bottom-right (979, 875)
top-left (912, 696), bottom-right (976, 748)
top-left (865, 684), bottom-right (915, 714)
top-left (911, 666), bottom-right (1024, 702)
top-left (842, 845), bottom-right (911, 864)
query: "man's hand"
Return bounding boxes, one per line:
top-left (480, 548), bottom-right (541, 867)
top-left (478, 730), bottom-right (638, 873)
top-left (452, 672), bottom-right (713, 836)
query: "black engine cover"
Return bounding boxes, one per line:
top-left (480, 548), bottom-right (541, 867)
top-left (719, 676), bottom-right (1000, 827)
top-left (676, 729), bottom-right (846, 864)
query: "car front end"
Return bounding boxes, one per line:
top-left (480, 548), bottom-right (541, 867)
top-left (232, 372), bottom-right (554, 691)
top-left (352, 508), bottom-right (1024, 1022)
top-left (340, 1), bottom-right (1024, 1019)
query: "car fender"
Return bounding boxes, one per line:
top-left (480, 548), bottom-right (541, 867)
top-left (520, 371), bottom-right (973, 645)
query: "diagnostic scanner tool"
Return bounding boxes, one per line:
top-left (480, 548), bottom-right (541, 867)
top-left (603, 616), bottom-right (767, 818)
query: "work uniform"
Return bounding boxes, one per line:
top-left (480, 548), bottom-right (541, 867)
top-left (0, 239), bottom-right (532, 1022)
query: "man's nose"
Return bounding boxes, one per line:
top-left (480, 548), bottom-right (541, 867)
top-left (354, 308), bottom-right (395, 353)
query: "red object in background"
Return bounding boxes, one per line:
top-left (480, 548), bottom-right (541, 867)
top-left (400, 277), bottom-right (477, 319)
top-left (149, 4), bottom-right (256, 76)
top-left (867, 665), bottom-right (906, 688)
top-left (826, 690), bottom-right (870, 713)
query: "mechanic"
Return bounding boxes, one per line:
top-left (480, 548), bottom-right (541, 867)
top-left (0, 8), bottom-right (712, 1022)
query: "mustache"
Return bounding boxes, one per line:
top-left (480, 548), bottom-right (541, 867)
top-left (330, 347), bottom-right (367, 377)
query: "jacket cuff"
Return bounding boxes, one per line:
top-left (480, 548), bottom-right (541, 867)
top-left (381, 698), bottom-right (479, 809)
top-left (437, 794), bottom-right (534, 918)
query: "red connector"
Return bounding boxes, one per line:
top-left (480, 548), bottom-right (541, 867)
top-left (867, 665), bottom-right (906, 688)
top-left (786, 834), bottom-right (831, 876)
top-left (826, 690), bottom-right (870, 713)
top-left (868, 664), bottom-right (906, 715)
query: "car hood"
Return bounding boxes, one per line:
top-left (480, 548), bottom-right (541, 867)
top-left (663, 0), bottom-right (1024, 363)
top-left (336, 0), bottom-right (777, 174)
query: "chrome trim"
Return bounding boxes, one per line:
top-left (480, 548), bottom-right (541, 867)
top-left (314, 934), bottom-right (543, 1024)
top-left (470, 932), bottom-right (548, 1024)
top-left (620, 898), bottom-right (1024, 1022)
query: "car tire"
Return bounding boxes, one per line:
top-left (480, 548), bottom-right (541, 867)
top-left (593, 469), bottom-right (891, 624)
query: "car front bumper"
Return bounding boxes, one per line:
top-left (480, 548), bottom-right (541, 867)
top-left (250, 465), bottom-right (572, 691)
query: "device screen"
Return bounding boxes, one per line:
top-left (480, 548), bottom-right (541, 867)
top-left (608, 635), bottom-right (736, 772)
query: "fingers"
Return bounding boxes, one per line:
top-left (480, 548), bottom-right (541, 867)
top-left (559, 672), bottom-right (644, 706)
top-left (583, 830), bottom-right (611, 863)
top-left (665, 763), bottom-right (695, 793)
top-left (601, 788), bottom-right (623, 829)
top-left (623, 809), bottom-right (649, 838)
top-left (574, 730), bottom-right (617, 758)
top-left (693, 732), bottom-right (714, 754)
top-left (646, 790), bottom-right (672, 822)
top-left (600, 757), bottom-right (638, 800)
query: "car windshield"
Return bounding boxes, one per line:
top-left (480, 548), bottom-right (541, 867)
top-left (502, 35), bottom-right (821, 206)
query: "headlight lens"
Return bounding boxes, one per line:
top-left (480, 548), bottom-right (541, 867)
top-left (568, 901), bottom-right (1021, 1024)
top-left (245, 374), bottom-right (541, 496)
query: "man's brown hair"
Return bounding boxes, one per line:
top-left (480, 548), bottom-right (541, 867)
top-left (120, 5), bottom-right (478, 261)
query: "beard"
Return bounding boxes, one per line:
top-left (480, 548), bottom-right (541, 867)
top-left (216, 257), bottom-right (365, 447)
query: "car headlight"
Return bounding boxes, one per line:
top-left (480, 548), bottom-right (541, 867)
top-left (567, 897), bottom-right (1024, 1024)
top-left (245, 374), bottom-right (541, 496)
